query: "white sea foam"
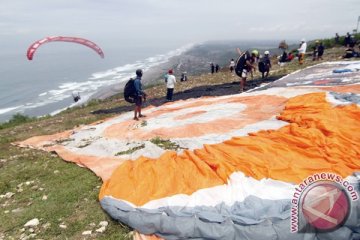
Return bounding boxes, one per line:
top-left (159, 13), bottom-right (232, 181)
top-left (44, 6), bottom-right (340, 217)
top-left (90, 43), bottom-right (194, 81)
top-left (0, 106), bottom-right (23, 115)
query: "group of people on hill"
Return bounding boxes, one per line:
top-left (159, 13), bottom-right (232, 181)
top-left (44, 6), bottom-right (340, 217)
top-left (127, 32), bottom-right (360, 120)
top-left (342, 32), bottom-right (360, 59)
top-left (278, 38), bottom-right (310, 66)
top-left (210, 63), bottom-right (220, 74)
top-left (233, 48), bottom-right (272, 92)
top-left (278, 51), bottom-right (295, 65)
top-left (312, 41), bottom-right (325, 61)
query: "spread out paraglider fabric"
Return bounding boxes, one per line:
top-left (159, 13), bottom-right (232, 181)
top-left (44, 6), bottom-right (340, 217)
top-left (26, 36), bottom-right (104, 60)
top-left (17, 61), bottom-right (360, 240)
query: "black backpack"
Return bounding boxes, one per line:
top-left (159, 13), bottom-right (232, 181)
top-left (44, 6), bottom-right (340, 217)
top-left (258, 61), bottom-right (266, 73)
top-left (235, 52), bottom-right (247, 77)
top-left (124, 78), bottom-right (136, 103)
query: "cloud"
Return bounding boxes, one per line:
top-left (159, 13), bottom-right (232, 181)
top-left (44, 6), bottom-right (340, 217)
top-left (0, 0), bottom-right (360, 47)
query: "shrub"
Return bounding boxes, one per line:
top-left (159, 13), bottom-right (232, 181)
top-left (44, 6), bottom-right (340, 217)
top-left (0, 113), bottom-right (34, 129)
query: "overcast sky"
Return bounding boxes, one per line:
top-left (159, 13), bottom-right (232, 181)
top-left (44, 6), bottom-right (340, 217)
top-left (1, 0), bottom-right (359, 54)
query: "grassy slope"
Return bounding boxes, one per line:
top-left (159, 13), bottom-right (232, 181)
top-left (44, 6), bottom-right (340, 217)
top-left (0, 46), bottom-right (347, 239)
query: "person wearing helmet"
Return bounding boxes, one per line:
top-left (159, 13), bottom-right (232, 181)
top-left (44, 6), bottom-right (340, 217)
top-left (298, 38), bottom-right (307, 65)
top-left (258, 51), bottom-right (272, 79)
top-left (235, 48), bottom-right (255, 92)
top-left (247, 50), bottom-right (258, 79)
top-left (133, 69), bottom-right (146, 120)
top-left (312, 40), bottom-right (319, 61)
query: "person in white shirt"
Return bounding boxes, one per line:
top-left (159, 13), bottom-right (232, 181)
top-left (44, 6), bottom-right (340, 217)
top-left (229, 59), bottom-right (235, 72)
top-left (298, 38), bottom-right (307, 65)
top-left (166, 69), bottom-right (176, 101)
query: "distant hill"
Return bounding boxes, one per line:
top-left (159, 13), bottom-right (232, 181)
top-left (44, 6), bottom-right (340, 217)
top-left (169, 40), bottom-right (294, 75)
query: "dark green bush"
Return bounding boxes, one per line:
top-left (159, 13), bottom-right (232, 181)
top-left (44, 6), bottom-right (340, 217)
top-left (0, 113), bottom-right (34, 129)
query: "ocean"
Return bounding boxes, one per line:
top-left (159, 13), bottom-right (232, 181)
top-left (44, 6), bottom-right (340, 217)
top-left (0, 41), bottom-right (194, 123)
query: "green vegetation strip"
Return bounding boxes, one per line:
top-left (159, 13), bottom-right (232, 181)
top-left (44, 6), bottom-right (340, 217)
top-left (150, 137), bottom-right (181, 150)
top-left (115, 144), bottom-right (145, 156)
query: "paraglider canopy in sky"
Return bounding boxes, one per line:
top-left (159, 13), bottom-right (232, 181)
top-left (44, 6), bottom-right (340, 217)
top-left (26, 36), bottom-right (105, 60)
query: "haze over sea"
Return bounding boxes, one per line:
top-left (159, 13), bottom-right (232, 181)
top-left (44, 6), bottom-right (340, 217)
top-left (0, 41), bottom-right (194, 123)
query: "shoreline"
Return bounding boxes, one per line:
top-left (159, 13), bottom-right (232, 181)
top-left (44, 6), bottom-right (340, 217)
top-left (0, 40), bottom-right (282, 123)
top-left (88, 53), bottom-right (185, 101)
top-left (0, 44), bottom-right (198, 123)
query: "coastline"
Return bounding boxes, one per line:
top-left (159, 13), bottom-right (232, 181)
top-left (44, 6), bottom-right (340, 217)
top-left (0, 40), bottom-right (281, 123)
top-left (86, 40), bottom-right (255, 102)
top-left (88, 53), bottom-right (184, 101)
top-left (0, 44), bottom-right (197, 123)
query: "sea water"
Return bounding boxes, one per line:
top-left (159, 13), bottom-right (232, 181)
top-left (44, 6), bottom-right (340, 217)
top-left (0, 42), bottom-right (194, 123)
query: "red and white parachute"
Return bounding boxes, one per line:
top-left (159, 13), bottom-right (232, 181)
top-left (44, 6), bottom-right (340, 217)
top-left (27, 36), bottom-right (104, 60)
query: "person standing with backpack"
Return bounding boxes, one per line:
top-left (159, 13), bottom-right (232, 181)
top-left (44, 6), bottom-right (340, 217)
top-left (133, 69), bottom-right (146, 121)
top-left (259, 51), bottom-right (271, 79)
top-left (235, 48), bottom-right (254, 92)
top-left (166, 69), bottom-right (176, 101)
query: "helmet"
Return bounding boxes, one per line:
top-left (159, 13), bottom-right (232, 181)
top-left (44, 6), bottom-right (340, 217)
top-left (264, 51), bottom-right (270, 55)
top-left (168, 69), bottom-right (173, 74)
top-left (136, 69), bottom-right (143, 77)
top-left (301, 38), bottom-right (306, 42)
top-left (251, 49), bottom-right (259, 56)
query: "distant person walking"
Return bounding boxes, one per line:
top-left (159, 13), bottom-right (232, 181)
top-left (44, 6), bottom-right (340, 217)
top-left (215, 64), bottom-right (220, 73)
top-left (210, 63), bottom-right (215, 74)
top-left (229, 59), bottom-right (235, 72)
top-left (166, 69), bottom-right (176, 101)
top-left (317, 42), bottom-right (324, 60)
top-left (335, 33), bottom-right (340, 44)
top-left (298, 38), bottom-right (307, 65)
top-left (345, 32), bottom-right (351, 47)
top-left (133, 69), bottom-right (146, 121)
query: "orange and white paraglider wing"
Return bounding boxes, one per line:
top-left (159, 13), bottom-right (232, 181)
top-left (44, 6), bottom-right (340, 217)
top-left (26, 36), bottom-right (104, 60)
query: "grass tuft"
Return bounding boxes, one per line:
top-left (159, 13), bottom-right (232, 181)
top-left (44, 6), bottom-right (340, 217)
top-left (150, 137), bottom-right (181, 150)
top-left (115, 144), bottom-right (145, 156)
